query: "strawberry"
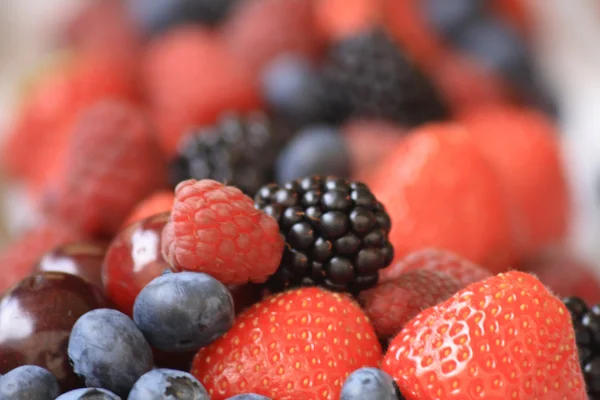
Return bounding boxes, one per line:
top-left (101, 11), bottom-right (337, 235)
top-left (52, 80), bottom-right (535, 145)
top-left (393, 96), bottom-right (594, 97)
top-left (342, 119), bottom-right (405, 182)
top-left (143, 26), bottom-right (262, 156)
top-left (518, 247), bottom-right (600, 305)
top-left (383, 271), bottom-right (587, 399)
top-left (123, 190), bottom-right (175, 228)
top-left (223, 0), bottom-right (323, 75)
top-left (2, 55), bottom-right (138, 183)
top-left (360, 268), bottom-right (462, 342)
top-left (367, 123), bottom-right (519, 274)
top-left (314, 0), bottom-right (384, 41)
top-left (191, 287), bottom-right (382, 399)
top-left (461, 106), bottom-right (569, 256)
top-left (380, 248), bottom-right (493, 287)
top-left (428, 50), bottom-right (513, 116)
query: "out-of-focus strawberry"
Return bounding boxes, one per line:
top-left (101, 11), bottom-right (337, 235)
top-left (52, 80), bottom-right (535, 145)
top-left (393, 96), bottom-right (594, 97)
top-left (360, 268), bottom-right (462, 341)
top-left (0, 222), bottom-right (82, 295)
top-left (518, 247), bottom-right (600, 305)
top-left (461, 106), bottom-right (569, 256)
top-left (367, 123), bottom-right (519, 273)
top-left (222, 0), bottom-right (323, 76)
top-left (43, 100), bottom-right (167, 237)
top-left (143, 26), bottom-right (261, 156)
top-left (429, 50), bottom-right (513, 116)
top-left (342, 119), bottom-right (405, 182)
top-left (2, 55), bottom-right (139, 183)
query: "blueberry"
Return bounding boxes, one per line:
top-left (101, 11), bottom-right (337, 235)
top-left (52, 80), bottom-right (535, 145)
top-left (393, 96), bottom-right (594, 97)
top-left (421, 0), bottom-right (486, 38)
top-left (67, 309), bottom-right (153, 398)
top-left (128, 369), bottom-right (209, 400)
top-left (56, 388), bottom-right (121, 400)
top-left (340, 368), bottom-right (401, 400)
top-left (0, 365), bottom-right (60, 400)
top-left (226, 395), bottom-right (273, 400)
top-left (125, 0), bottom-right (237, 34)
top-left (133, 271), bottom-right (234, 353)
top-left (275, 126), bottom-right (350, 184)
top-left (261, 55), bottom-right (327, 126)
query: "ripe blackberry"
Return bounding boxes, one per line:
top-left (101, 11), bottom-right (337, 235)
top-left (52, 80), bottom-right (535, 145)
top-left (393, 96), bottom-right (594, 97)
top-left (321, 27), bottom-right (449, 127)
top-left (254, 176), bottom-right (394, 295)
top-left (169, 112), bottom-right (290, 196)
top-left (564, 296), bottom-right (600, 398)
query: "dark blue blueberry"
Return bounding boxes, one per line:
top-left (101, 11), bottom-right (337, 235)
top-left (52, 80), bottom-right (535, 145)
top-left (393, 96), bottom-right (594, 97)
top-left (421, 0), bottom-right (486, 38)
top-left (226, 395), bottom-right (273, 400)
top-left (275, 126), bottom-right (350, 184)
top-left (125, 0), bottom-right (237, 34)
top-left (67, 309), bottom-right (153, 398)
top-left (133, 271), bottom-right (234, 353)
top-left (0, 365), bottom-right (60, 400)
top-left (340, 368), bottom-right (401, 400)
top-left (56, 388), bottom-right (121, 400)
top-left (261, 55), bottom-right (327, 126)
top-left (128, 369), bottom-right (209, 400)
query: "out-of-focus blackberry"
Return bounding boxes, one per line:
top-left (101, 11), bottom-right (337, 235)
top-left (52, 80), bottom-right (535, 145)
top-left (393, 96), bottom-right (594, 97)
top-left (564, 296), bottom-right (600, 399)
top-left (254, 176), bottom-right (394, 295)
top-left (169, 112), bottom-right (290, 196)
top-left (321, 27), bottom-right (449, 127)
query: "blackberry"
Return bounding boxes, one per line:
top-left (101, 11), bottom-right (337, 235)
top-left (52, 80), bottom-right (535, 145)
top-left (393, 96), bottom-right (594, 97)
top-left (321, 27), bottom-right (449, 127)
top-left (169, 112), bottom-right (290, 196)
top-left (564, 296), bottom-right (600, 398)
top-left (254, 176), bottom-right (394, 295)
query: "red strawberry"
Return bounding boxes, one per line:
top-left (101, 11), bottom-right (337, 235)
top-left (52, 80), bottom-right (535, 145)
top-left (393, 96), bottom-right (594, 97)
top-left (360, 268), bottom-right (462, 341)
top-left (123, 190), bottom-right (175, 228)
top-left (367, 123), bottom-right (520, 274)
top-left (314, 0), bottom-right (384, 41)
top-left (0, 222), bottom-right (82, 295)
top-left (2, 55), bottom-right (138, 182)
top-left (518, 247), bottom-right (600, 305)
top-left (191, 287), bottom-right (382, 399)
top-left (43, 100), bottom-right (167, 237)
top-left (461, 106), bottom-right (569, 256)
top-left (223, 0), bottom-right (323, 76)
top-left (380, 248), bottom-right (493, 287)
top-left (428, 51), bottom-right (513, 116)
top-left (342, 119), bottom-right (405, 182)
top-left (383, 271), bottom-right (587, 399)
top-left (143, 27), bottom-right (261, 156)
top-left (161, 179), bottom-right (284, 285)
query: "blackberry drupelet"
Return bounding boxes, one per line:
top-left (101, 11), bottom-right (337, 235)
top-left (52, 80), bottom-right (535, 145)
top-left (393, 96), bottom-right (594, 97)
top-left (169, 112), bottom-right (290, 196)
top-left (254, 176), bottom-right (394, 295)
top-left (564, 296), bottom-right (600, 398)
top-left (321, 27), bottom-right (449, 127)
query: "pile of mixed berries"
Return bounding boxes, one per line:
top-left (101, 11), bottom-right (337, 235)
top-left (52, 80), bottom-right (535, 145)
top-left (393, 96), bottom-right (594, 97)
top-left (0, 0), bottom-right (597, 399)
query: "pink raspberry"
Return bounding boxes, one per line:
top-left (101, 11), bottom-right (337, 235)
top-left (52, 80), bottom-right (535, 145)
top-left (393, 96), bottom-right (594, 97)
top-left (162, 179), bottom-right (284, 284)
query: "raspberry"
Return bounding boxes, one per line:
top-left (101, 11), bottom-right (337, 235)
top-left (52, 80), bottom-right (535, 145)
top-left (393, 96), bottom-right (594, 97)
top-left (2, 55), bottom-right (138, 182)
top-left (0, 222), bottom-right (82, 295)
top-left (379, 248), bottom-right (492, 287)
top-left (123, 191), bottom-right (175, 228)
top-left (254, 176), bottom-right (394, 295)
top-left (43, 100), bottom-right (167, 237)
top-left (161, 179), bottom-right (285, 285)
